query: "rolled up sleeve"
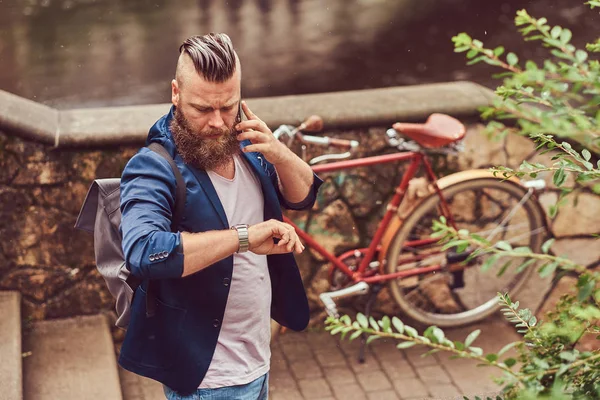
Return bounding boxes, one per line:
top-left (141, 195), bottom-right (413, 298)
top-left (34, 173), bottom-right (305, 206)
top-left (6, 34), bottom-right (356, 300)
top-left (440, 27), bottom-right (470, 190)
top-left (264, 157), bottom-right (323, 211)
top-left (120, 148), bottom-right (185, 280)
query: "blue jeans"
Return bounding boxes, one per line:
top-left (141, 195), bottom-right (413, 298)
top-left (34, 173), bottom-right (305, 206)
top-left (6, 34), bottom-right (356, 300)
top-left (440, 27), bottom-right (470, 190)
top-left (163, 373), bottom-right (269, 400)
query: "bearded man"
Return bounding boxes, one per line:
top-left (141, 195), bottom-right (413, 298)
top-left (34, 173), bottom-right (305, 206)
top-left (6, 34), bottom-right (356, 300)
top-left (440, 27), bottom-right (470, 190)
top-left (118, 33), bottom-right (322, 399)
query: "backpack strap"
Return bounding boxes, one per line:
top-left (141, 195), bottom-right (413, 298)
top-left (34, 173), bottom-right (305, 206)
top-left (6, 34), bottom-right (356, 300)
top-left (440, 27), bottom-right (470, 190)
top-left (144, 142), bottom-right (187, 318)
top-left (147, 142), bottom-right (186, 231)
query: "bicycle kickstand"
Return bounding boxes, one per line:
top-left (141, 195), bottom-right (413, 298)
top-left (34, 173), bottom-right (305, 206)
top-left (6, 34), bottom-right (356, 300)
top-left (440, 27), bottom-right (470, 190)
top-left (358, 283), bottom-right (383, 364)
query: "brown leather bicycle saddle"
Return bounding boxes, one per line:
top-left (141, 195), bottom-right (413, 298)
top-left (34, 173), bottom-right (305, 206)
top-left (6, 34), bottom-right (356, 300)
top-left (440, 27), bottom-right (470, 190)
top-left (392, 113), bottom-right (466, 148)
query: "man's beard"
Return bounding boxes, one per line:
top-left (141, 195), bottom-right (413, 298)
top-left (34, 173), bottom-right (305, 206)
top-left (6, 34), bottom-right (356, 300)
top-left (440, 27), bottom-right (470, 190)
top-left (170, 108), bottom-right (240, 171)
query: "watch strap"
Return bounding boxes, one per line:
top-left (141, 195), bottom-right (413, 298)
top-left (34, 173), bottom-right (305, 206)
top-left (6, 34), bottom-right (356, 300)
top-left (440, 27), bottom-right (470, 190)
top-left (231, 224), bottom-right (250, 253)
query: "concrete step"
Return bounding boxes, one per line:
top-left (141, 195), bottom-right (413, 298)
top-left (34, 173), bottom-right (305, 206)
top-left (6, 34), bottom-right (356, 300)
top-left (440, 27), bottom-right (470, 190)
top-left (0, 291), bottom-right (22, 400)
top-left (23, 314), bottom-right (123, 400)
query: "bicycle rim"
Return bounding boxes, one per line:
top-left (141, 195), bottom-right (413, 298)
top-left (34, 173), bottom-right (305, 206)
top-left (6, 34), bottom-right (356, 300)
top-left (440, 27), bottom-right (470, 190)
top-left (386, 178), bottom-right (546, 327)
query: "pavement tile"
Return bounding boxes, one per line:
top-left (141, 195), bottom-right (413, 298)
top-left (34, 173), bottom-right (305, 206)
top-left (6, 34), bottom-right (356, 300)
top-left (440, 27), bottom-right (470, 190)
top-left (306, 331), bottom-right (338, 350)
top-left (281, 341), bottom-right (314, 362)
top-left (269, 369), bottom-right (297, 392)
top-left (370, 338), bottom-right (405, 362)
top-left (323, 366), bottom-right (358, 385)
top-left (278, 331), bottom-right (309, 344)
top-left (416, 365), bottom-right (453, 384)
top-left (316, 350), bottom-right (349, 368)
top-left (270, 389), bottom-right (304, 400)
top-left (427, 383), bottom-right (462, 398)
top-left (401, 347), bottom-right (439, 368)
top-left (347, 356), bottom-right (381, 374)
top-left (331, 382), bottom-right (367, 400)
top-left (367, 389), bottom-right (401, 400)
top-left (393, 378), bottom-right (429, 399)
top-left (380, 358), bottom-right (417, 380)
top-left (356, 370), bottom-right (393, 392)
top-left (290, 358), bottom-right (324, 380)
top-left (298, 378), bottom-right (333, 398)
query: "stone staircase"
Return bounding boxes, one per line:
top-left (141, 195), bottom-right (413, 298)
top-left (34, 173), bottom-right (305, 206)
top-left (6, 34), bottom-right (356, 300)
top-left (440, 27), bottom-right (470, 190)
top-left (0, 291), bottom-right (164, 400)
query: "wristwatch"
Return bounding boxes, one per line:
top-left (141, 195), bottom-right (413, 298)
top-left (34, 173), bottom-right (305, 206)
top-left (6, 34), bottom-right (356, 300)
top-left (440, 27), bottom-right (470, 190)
top-left (231, 224), bottom-right (250, 253)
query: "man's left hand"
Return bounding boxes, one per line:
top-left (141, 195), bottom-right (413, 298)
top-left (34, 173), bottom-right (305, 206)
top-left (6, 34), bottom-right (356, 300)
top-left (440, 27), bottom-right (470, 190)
top-left (236, 101), bottom-right (292, 165)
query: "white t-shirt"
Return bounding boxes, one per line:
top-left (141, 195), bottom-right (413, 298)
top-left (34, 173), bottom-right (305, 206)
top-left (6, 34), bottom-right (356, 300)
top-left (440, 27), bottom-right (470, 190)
top-left (200, 152), bottom-right (272, 388)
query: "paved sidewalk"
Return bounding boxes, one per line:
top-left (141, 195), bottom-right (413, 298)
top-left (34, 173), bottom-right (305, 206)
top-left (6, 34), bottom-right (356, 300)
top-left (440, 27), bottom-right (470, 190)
top-left (269, 316), bottom-right (519, 400)
top-left (119, 316), bottom-right (519, 400)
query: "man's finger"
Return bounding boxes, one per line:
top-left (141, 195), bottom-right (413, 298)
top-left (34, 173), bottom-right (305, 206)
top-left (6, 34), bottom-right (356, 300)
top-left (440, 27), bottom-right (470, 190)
top-left (236, 120), bottom-right (265, 132)
top-left (241, 101), bottom-right (259, 121)
top-left (242, 143), bottom-right (269, 154)
top-left (237, 130), bottom-right (268, 143)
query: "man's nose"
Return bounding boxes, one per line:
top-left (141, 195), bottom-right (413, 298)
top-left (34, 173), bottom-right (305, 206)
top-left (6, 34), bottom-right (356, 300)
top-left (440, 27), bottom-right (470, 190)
top-left (207, 110), bottom-right (225, 129)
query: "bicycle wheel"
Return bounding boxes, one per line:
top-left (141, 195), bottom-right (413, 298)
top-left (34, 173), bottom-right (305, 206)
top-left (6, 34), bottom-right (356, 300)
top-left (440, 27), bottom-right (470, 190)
top-left (385, 178), bottom-right (546, 327)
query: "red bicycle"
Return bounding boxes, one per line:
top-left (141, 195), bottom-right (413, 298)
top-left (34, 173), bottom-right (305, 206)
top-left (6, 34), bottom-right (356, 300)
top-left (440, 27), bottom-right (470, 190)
top-left (273, 114), bottom-right (548, 328)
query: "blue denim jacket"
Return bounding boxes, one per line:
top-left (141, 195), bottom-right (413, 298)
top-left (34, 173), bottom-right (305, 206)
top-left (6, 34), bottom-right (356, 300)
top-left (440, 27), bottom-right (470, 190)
top-left (118, 107), bottom-right (323, 394)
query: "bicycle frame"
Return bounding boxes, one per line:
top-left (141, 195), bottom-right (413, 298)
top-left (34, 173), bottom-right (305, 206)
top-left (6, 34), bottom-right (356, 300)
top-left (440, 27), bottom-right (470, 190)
top-left (282, 151), bottom-right (456, 285)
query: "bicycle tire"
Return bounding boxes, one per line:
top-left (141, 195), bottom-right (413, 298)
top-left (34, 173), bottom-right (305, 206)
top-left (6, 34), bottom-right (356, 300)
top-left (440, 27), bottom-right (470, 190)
top-left (385, 177), bottom-right (546, 327)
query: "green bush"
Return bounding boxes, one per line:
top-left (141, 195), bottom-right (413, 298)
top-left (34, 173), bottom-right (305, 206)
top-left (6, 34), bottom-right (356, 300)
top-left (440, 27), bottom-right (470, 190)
top-left (326, 3), bottom-right (600, 399)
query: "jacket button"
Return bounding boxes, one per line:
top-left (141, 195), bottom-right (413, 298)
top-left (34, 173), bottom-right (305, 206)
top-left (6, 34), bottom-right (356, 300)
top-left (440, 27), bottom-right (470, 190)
top-left (213, 319), bottom-right (220, 328)
top-left (223, 278), bottom-right (230, 287)
top-left (161, 251), bottom-right (169, 258)
top-left (149, 254), bottom-right (155, 261)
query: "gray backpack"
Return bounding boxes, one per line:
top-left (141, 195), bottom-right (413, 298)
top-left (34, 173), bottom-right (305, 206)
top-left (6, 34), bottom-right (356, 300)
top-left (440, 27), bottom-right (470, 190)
top-left (74, 142), bottom-right (185, 329)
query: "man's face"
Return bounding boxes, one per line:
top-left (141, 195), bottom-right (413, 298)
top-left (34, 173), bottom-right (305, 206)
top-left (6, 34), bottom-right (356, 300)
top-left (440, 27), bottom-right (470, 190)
top-left (170, 66), bottom-right (242, 170)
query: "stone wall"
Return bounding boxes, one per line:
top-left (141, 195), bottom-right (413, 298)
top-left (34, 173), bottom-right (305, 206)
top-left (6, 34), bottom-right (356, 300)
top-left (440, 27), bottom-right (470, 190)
top-left (1, 122), bottom-right (599, 329)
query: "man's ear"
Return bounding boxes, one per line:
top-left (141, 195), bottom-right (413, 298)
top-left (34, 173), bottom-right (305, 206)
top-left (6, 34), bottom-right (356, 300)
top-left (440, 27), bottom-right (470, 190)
top-left (171, 79), bottom-right (179, 107)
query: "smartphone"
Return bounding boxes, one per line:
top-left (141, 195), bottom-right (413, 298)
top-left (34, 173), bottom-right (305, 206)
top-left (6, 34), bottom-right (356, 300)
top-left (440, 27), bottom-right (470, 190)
top-left (235, 101), bottom-right (243, 134)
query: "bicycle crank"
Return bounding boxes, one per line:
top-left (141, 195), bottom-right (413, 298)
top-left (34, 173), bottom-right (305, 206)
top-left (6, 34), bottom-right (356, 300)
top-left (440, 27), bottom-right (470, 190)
top-left (319, 281), bottom-right (370, 319)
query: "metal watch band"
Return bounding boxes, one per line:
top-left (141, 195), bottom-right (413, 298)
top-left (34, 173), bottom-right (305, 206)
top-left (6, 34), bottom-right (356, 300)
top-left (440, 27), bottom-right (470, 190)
top-left (231, 224), bottom-right (250, 253)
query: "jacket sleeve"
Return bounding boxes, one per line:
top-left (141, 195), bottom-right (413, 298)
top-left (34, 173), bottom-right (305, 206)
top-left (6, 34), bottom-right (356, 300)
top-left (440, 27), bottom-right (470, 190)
top-left (266, 159), bottom-right (324, 211)
top-left (120, 148), bottom-right (185, 280)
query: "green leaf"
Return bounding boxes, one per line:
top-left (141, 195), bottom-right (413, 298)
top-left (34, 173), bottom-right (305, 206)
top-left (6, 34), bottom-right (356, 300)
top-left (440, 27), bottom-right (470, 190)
top-left (392, 317), bottom-right (404, 334)
top-left (553, 168), bottom-right (567, 187)
top-left (482, 254), bottom-right (500, 272)
top-left (560, 29), bottom-right (572, 43)
top-left (432, 327), bottom-right (445, 343)
top-left (396, 341), bottom-right (416, 349)
top-left (496, 261), bottom-right (512, 277)
top-left (556, 364), bottom-right (569, 377)
top-left (469, 347), bottom-right (483, 356)
top-left (516, 259), bottom-right (536, 273)
top-left (331, 326), bottom-right (344, 335)
top-left (466, 49), bottom-right (478, 59)
top-left (539, 261), bottom-right (558, 278)
top-left (485, 353), bottom-right (498, 363)
top-left (496, 241), bottom-right (512, 251)
top-left (369, 317), bottom-right (380, 331)
top-left (575, 50), bottom-right (588, 63)
top-left (404, 326), bottom-right (418, 338)
top-left (578, 279), bottom-right (596, 301)
top-left (529, 316), bottom-right (537, 326)
top-left (366, 335), bottom-right (381, 345)
top-left (349, 330), bottom-right (363, 341)
top-left (559, 351), bottom-right (577, 362)
top-left (493, 46), bottom-right (505, 56)
top-left (582, 149), bottom-right (592, 161)
top-left (380, 316), bottom-right (391, 332)
top-left (542, 238), bottom-right (555, 254)
top-left (504, 358), bottom-right (517, 367)
top-left (356, 313), bottom-right (368, 329)
top-left (507, 52), bottom-right (519, 66)
top-left (465, 329), bottom-right (481, 347)
top-left (498, 341), bottom-right (519, 356)
top-left (550, 26), bottom-right (562, 39)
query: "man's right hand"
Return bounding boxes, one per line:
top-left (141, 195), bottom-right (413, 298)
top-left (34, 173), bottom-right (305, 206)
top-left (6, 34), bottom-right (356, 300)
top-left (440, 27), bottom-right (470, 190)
top-left (248, 219), bottom-right (304, 255)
